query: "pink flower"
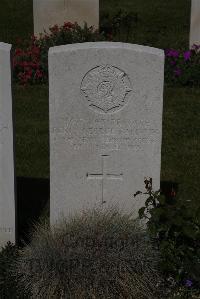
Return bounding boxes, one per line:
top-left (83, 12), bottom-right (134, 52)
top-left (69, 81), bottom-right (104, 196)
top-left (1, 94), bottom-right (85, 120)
top-left (49, 24), bottom-right (59, 33)
top-left (170, 60), bottom-right (176, 66)
top-left (31, 46), bottom-right (40, 56)
top-left (63, 22), bottom-right (75, 30)
top-left (174, 67), bottom-right (182, 77)
top-left (183, 50), bottom-right (191, 61)
top-left (15, 48), bottom-right (24, 56)
top-left (170, 190), bottom-right (176, 197)
top-left (191, 44), bottom-right (200, 50)
top-left (35, 69), bottom-right (43, 79)
top-left (165, 49), bottom-right (179, 58)
top-left (31, 35), bottom-right (37, 42)
top-left (185, 279), bottom-right (193, 287)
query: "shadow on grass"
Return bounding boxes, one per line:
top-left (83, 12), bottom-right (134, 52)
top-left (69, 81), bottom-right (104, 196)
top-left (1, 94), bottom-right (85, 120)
top-left (16, 178), bottom-right (178, 245)
top-left (16, 177), bottom-right (49, 246)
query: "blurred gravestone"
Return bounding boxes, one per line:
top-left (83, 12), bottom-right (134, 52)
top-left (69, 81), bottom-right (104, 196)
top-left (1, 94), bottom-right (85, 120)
top-left (190, 0), bottom-right (200, 47)
top-left (0, 43), bottom-right (15, 247)
top-left (49, 42), bottom-right (164, 224)
top-left (33, 0), bottom-right (99, 36)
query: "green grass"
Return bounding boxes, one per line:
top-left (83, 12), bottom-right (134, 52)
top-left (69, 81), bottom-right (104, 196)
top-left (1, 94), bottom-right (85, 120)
top-left (100, 0), bottom-right (191, 49)
top-left (0, 0), bottom-right (33, 45)
top-left (14, 85), bottom-right (49, 178)
top-left (161, 87), bottom-right (200, 206)
top-left (1, 0), bottom-right (200, 205)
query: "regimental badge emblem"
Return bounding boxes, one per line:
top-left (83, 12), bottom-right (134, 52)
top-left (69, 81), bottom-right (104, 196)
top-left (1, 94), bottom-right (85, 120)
top-left (81, 65), bottom-right (132, 114)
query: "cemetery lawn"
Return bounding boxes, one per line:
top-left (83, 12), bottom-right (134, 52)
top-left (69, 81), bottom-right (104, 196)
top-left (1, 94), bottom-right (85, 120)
top-left (14, 85), bottom-right (49, 179)
top-left (162, 87), bottom-right (200, 207)
top-left (14, 85), bottom-right (200, 207)
top-left (0, 0), bottom-right (33, 45)
top-left (100, 0), bottom-right (191, 49)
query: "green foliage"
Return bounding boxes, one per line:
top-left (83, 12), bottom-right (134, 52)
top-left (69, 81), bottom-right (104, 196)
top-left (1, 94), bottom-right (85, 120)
top-left (36, 22), bottom-right (106, 78)
top-left (14, 208), bottom-right (165, 299)
top-left (0, 242), bottom-right (20, 298)
top-left (135, 178), bottom-right (200, 284)
top-left (100, 9), bottom-right (138, 42)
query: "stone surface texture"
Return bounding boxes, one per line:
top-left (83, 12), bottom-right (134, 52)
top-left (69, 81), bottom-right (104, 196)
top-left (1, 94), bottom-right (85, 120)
top-left (49, 42), bottom-right (164, 224)
top-left (0, 42), bottom-right (15, 246)
top-left (33, 0), bottom-right (99, 36)
top-left (190, 0), bottom-right (200, 47)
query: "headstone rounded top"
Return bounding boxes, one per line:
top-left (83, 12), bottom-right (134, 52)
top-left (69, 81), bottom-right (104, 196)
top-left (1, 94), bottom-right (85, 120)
top-left (49, 42), bottom-right (164, 57)
top-left (0, 42), bottom-right (12, 51)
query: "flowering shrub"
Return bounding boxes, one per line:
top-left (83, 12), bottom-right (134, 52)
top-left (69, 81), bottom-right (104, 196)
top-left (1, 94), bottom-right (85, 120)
top-left (165, 45), bottom-right (200, 87)
top-left (13, 22), bottom-right (106, 85)
top-left (13, 18), bottom-right (200, 87)
top-left (135, 178), bottom-right (200, 286)
top-left (13, 38), bottom-right (46, 85)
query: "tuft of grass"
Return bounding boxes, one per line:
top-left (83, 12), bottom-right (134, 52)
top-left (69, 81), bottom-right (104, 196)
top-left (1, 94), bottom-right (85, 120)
top-left (14, 208), bottom-right (166, 299)
top-left (0, 242), bottom-right (20, 298)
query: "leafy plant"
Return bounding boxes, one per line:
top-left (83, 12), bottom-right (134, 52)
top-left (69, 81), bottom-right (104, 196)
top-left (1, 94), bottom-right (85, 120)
top-left (165, 45), bottom-right (200, 87)
top-left (135, 178), bottom-right (200, 285)
top-left (13, 22), bottom-right (106, 85)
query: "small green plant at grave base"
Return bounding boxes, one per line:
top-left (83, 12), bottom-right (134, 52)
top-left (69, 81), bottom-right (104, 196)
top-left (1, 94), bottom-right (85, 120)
top-left (134, 178), bottom-right (200, 288)
top-left (13, 208), bottom-right (166, 299)
top-left (0, 242), bottom-right (21, 298)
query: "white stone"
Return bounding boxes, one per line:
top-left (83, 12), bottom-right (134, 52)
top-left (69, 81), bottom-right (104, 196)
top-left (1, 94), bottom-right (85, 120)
top-left (190, 0), bottom-right (200, 47)
top-left (49, 42), bottom-right (164, 224)
top-left (0, 43), bottom-right (15, 247)
top-left (33, 0), bottom-right (99, 36)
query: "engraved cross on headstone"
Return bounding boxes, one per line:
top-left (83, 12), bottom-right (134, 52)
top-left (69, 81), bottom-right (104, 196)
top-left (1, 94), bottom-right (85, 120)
top-left (86, 155), bottom-right (123, 204)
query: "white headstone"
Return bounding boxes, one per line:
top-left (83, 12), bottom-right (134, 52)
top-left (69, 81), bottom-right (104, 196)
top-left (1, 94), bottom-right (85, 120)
top-left (33, 0), bottom-right (99, 36)
top-left (190, 0), bottom-right (200, 47)
top-left (49, 42), bottom-right (164, 224)
top-left (0, 43), bottom-right (15, 247)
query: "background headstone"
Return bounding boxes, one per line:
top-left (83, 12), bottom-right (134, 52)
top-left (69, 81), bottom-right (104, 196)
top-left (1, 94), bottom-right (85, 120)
top-left (49, 42), bottom-right (164, 224)
top-left (190, 0), bottom-right (200, 47)
top-left (0, 42), bottom-right (15, 247)
top-left (33, 0), bottom-right (99, 36)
